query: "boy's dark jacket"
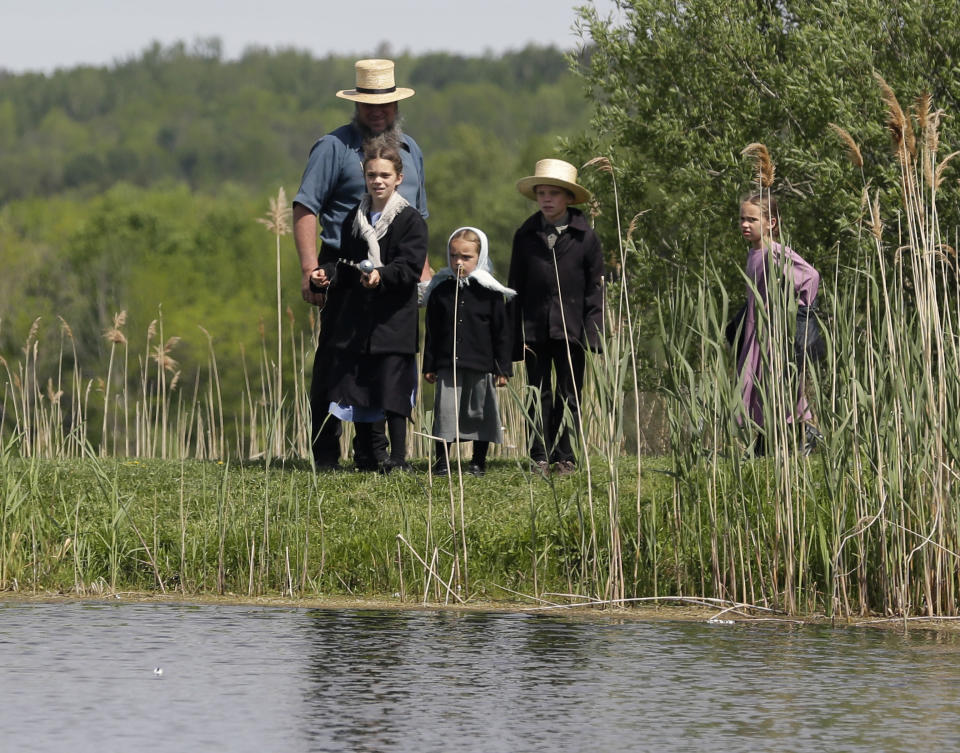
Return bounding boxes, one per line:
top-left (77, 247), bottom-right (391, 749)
top-left (422, 279), bottom-right (513, 377)
top-left (507, 207), bottom-right (604, 361)
top-left (317, 204), bottom-right (427, 354)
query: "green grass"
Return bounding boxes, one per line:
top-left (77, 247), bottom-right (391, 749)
top-left (0, 454), bottom-right (676, 604)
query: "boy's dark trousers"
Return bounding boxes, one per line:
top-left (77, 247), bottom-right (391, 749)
top-left (523, 339), bottom-right (585, 464)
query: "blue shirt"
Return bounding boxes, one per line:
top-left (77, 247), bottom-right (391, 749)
top-left (293, 123), bottom-right (428, 250)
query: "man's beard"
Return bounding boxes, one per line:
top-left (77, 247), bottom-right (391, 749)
top-left (353, 113), bottom-right (404, 148)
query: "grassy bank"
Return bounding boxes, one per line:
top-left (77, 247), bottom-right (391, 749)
top-left (0, 453), bottom-right (676, 605)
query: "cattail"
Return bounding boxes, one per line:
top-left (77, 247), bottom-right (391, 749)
top-left (147, 319), bottom-right (158, 340)
top-left (828, 123), bottom-right (863, 168)
top-left (256, 187), bottom-right (292, 236)
top-left (741, 143), bottom-right (775, 188)
top-left (170, 370), bottom-right (181, 391)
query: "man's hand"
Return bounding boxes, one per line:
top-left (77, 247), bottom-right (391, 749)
top-left (424, 372), bottom-right (437, 384)
top-left (301, 270), bottom-right (326, 305)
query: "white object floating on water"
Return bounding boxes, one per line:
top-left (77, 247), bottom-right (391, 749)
top-left (707, 619), bottom-right (735, 625)
top-left (153, 667), bottom-right (164, 676)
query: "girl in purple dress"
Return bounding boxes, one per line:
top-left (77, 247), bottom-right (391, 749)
top-left (736, 193), bottom-right (820, 454)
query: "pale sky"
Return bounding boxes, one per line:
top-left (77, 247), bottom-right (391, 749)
top-left (0, 0), bottom-right (624, 74)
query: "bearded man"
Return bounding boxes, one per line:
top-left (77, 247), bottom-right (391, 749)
top-left (293, 59), bottom-right (428, 470)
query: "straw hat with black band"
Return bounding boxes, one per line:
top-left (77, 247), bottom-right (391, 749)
top-left (336, 59), bottom-right (415, 104)
top-left (516, 159), bottom-right (592, 205)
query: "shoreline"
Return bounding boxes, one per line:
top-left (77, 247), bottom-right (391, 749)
top-left (4, 591), bottom-right (960, 633)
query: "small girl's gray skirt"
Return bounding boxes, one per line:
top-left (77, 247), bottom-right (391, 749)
top-left (431, 367), bottom-right (503, 443)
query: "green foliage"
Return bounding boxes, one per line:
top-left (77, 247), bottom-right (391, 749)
top-left (575, 0), bottom-right (960, 306)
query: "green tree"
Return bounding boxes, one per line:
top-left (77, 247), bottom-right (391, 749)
top-left (576, 0), bottom-right (960, 306)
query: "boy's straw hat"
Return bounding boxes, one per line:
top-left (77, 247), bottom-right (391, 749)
top-left (336, 59), bottom-right (415, 104)
top-left (516, 159), bottom-right (591, 204)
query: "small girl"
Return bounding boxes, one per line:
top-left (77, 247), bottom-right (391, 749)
top-left (735, 192), bottom-right (820, 454)
top-left (422, 227), bottom-right (515, 477)
top-left (311, 144), bottom-right (428, 472)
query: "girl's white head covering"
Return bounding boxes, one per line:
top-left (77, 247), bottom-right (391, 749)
top-left (421, 226), bottom-right (515, 305)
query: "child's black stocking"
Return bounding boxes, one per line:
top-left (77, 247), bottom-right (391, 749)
top-left (386, 412), bottom-right (407, 462)
top-left (472, 441), bottom-right (489, 469)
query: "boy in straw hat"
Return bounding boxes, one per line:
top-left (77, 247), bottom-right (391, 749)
top-left (508, 159), bottom-right (604, 475)
top-left (293, 59), bottom-right (428, 470)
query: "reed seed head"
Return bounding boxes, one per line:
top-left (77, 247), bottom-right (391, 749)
top-left (46, 378), bottom-right (63, 404)
top-left (741, 142), bottom-right (775, 188)
top-left (934, 150), bottom-right (959, 190)
top-left (57, 316), bottom-right (74, 340)
top-left (257, 187), bottom-right (292, 236)
top-left (828, 123), bottom-right (863, 168)
top-left (869, 189), bottom-right (883, 242)
top-left (583, 155), bottom-right (614, 174)
top-left (875, 73), bottom-right (911, 158)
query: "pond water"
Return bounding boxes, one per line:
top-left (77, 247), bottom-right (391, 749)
top-left (1, 601), bottom-right (959, 752)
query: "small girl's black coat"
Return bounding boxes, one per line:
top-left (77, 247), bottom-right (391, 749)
top-left (422, 279), bottom-right (513, 377)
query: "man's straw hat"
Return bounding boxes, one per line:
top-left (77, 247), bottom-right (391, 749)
top-left (516, 159), bottom-right (592, 204)
top-left (336, 59), bottom-right (415, 104)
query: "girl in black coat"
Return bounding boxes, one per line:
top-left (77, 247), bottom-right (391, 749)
top-left (422, 227), bottom-right (515, 476)
top-left (310, 144), bottom-right (428, 472)
top-left (508, 159), bottom-right (604, 474)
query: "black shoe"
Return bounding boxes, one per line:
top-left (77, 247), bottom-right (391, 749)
top-left (354, 459), bottom-right (379, 472)
top-left (380, 458), bottom-right (412, 475)
top-left (531, 459), bottom-right (550, 476)
top-left (467, 462), bottom-right (486, 477)
top-left (432, 461), bottom-right (449, 477)
top-left (553, 460), bottom-right (576, 476)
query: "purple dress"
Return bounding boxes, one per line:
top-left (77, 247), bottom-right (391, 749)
top-left (737, 242), bottom-right (820, 427)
